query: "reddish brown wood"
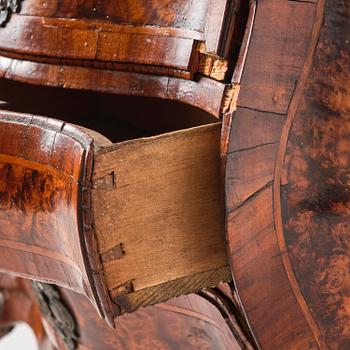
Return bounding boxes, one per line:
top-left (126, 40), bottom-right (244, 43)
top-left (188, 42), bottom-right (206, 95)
top-left (0, 111), bottom-right (115, 326)
top-left (0, 56), bottom-right (228, 117)
top-left (279, 0), bottom-right (350, 347)
top-left (0, 1), bottom-right (204, 68)
top-left (0, 108), bottom-right (240, 344)
top-left (0, 0), bottom-right (348, 348)
top-left (0, 0), bottom-right (238, 94)
top-left (60, 285), bottom-right (242, 350)
top-left (225, 0), bottom-right (319, 348)
top-left (224, 0), bottom-right (350, 348)
top-left (0, 16), bottom-right (194, 69)
top-left (0, 274), bottom-right (53, 350)
top-left (0, 0), bottom-right (248, 118)
top-left (0, 274), bottom-right (243, 349)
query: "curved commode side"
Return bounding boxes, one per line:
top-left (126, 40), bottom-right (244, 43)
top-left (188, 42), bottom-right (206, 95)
top-left (0, 111), bottom-right (114, 326)
top-left (0, 110), bottom-right (233, 329)
top-left (224, 0), bottom-right (350, 348)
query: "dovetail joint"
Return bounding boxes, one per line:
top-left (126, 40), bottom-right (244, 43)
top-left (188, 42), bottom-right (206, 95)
top-left (92, 171), bottom-right (116, 190)
top-left (100, 243), bottom-right (125, 263)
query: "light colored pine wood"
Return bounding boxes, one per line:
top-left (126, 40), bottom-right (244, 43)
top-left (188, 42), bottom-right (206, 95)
top-left (114, 266), bottom-right (231, 314)
top-left (92, 123), bottom-right (229, 310)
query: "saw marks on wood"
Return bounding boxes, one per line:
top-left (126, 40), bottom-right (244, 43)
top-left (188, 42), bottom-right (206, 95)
top-left (92, 123), bottom-right (229, 312)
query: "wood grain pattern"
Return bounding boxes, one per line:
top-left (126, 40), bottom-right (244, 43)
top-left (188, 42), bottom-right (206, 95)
top-left (0, 0), bottom-right (247, 121)
top-left (114, 267), bottom-right (231, 314)
top-left (0, 0), bottom-right (232, 79)
top-left (0, 110), bottom-right (232, 326)
top-left (227, 187), bottom-right (316, 349)
top-left (0, 111), bottom-right (114, 326)
top-left (279, 0), bottom-right (350, 348)
top-left (228, 107), bottom-right (285, 154)
top-left (0, 56), bottom-right (226, 117)
top-left (225, 0), bottom-right (350, 348)
top-left (0, 274), bottom-right (241, 349)
top-left (60, 286), bottom-right (241, 350)
top-left (237, 0), bottom-right (315, 114)
top-left (92, 123), bottom-right (230, 312)
top-left (223, 0), bottom-right (327, 348)
top-left (2, 0), bottom-right (348, 347)
top-left (0, 15), bottom-right (194, 70)
top-left (0, 114), bottom-right (85, 289)
top-left (19, 0), bottom-right (211, 32)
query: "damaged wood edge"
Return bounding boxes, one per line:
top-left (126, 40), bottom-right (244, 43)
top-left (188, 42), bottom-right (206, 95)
top-left (221, 83), bottom-right (241, 114)
top-left (195, 0), bottom-right (256, 86)
top-left (219, 0), bottom-right (256, 184)
top-left (218, 0), bottom-right (256, 116)
top-left (112, 266), bottom-right (232, 315)
top-left (196, 42), bottom-right (228, 81)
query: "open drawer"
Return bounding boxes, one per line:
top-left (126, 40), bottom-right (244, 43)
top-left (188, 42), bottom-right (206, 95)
top-left (0, 79), bottom-right (230, 325)
top-left (92, 121), bottom-right (229, 314)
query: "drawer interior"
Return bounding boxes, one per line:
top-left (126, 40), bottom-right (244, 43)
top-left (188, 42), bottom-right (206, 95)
top-left (0, 78), bottom-right (230, 312)
top-left (0, 78), bottom-right (218, 141)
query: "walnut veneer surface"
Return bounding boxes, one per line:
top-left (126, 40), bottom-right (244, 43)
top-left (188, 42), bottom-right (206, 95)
top-left (224, 0), bottom-right (350, 349)
top-left (0, 0), bottom-right (348, 349)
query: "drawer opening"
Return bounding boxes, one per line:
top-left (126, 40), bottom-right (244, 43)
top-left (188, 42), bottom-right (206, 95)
top-left (0, 78), bottom-right (218, 143)
top-left (0, 77), bottom-right (230, 312)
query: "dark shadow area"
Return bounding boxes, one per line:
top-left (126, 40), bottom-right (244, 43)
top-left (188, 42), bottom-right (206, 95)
top-left (0, 78), bottom-right (218, 143)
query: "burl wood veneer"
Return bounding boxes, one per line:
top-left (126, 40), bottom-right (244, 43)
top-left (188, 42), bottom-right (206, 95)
top-left (223, 0), bottom-right (350, 349)
top-left (0, 111), bottom-right (115, 325)
top-left (0, 273), bottom-right (243, 350)
top-left (0, 0), bottom-right (251, 117)
top-left (0, 0), bottom-right (348, 348)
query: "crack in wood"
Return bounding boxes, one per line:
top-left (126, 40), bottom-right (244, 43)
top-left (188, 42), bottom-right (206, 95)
top-left (228, 141), bottom-right (279, 155)
top-left (227, 181), bottom-right (273, 215)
